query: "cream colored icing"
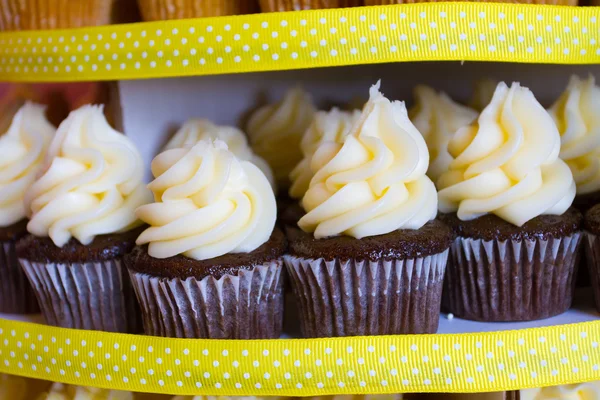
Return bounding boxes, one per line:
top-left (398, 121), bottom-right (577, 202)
top-left (299, 81), bottom-right (437, 239)
top-left (470, 78), bottom-right (500, 111)
top-left (25, 105), bottom-right (150, 247)
top-left (0, 102), bottom-right (55, 227)
top-left (409, 85), bottom-right (478, 183)
top-left (136, 139), bottom-right (276, 260)
top-left (549, 75), bottom-right (600, 195)
top-left (521, 382), bottom-right (600, 400)
top-left (164, 118), bottom-right (275, 188)
top-left (289, 108), bottom-right (360, 199)
top-left (40, 382), bottom-right (132, 400)
top-left (246, 87), bottom-right (316, 188)
top-left (437, 82), bottom-right (575, 226)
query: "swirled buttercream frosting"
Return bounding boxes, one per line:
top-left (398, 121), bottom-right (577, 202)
top-left (136, 139), bottom-right (276, 260)
top-left (438, 82), bottom-right (575, 226)
top-left (246, 87), bottom-right (316, 188)
top-left (25, 105), bottom-right (150, 247)
top-left (298, 81), bottom-right (437, 239)
top-left (0, 102), bottom-right (55, 227)
top-left (549, 75), bottom-right (600, 195)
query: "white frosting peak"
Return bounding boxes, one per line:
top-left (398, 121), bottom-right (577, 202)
top-left (549, 75), bottom-right (600, 195)
top-left (521, 382), bottom-right (600, 400)
top-left (25, 105), bottom-right (150, 247)
top-left (299, 81), bottom-right (437, 239)
top-left (136, 139), bottom-right (276, 260)
top-left (438, 82), bottom-right (575, 226)
top-left (0, 102), bottom-right (55, 227)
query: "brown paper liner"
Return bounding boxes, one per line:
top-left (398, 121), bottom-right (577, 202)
top-left (18, 258), bottom-right (140, 332)
top-left (284, 251), bottom-right (448, 337)
top-left (137, 0), bottom-right (258, 21)
top-left (0, 241), bottom-right (39, 314)
top-left (365, 0), bottom-right (576, 4)
top-left (444, 233), bottom-right (582, 322)
top-left (129, 260), bottom-right (285, 339)
top-left (0, 0), bottom-right (116, 31)
top-left (584, 232), bottom-right (600, 312)
top-left (260, 0), bottom-right (362, 12)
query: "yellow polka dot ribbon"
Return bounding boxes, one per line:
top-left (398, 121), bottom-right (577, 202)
top-left (0, 319), bottom-right (599, 395)
top-left (0, 3), bottom-right (599, 82)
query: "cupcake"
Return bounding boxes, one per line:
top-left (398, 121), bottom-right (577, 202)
top-left (409, 85), bottom-right (478, 184)
top-left (0, 0), bottom-right (117, 30)
top-left (583, 204), bottom-right (600, 311)
top-left (164, 118), bottom-right (275, 187)
top-left (285, 82), bottom-right (451, 337)
top-left (17, 104), bottom-right (150, 332)
top-left (0, 103), bottom-right (55, 314)
top-left (127, 139), bottom-right (285, 339)
top-left (40, 382), bottom-right (133, 400)
top-left (520, 382), bottom-right (600, 399)
top-left (438, 82), bottom-right (581, 322)
top-left (246, 87), bottom-right (316, 191)
top-left (289, 107), bottom-right (360, 200)
top-left (137, 0), bottom-right (258, 20)
top-left (259, 0), bottom-right (362, 12)
top-left (470, 79), bottom-right (500, 112)
top-left (549, 75), bottom-right (600, 212)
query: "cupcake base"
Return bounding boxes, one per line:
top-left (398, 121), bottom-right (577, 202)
top-left (440, 210), bottom-right (583, 322)
top-left (125, 229), bottom-right (287, 339)
top-left (16, 231), bottom-right (142, 332)
top-left (584, 232), bottom-right (600, 312)
top-left (285, 220), bottom-right (452, 336)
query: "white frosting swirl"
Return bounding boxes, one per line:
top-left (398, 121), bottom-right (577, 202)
top-left (409, 85), bottom-right (478, 183)
top-left (549, 75), bottom-right (600, 195)
top-left (42, 382), bottom-right (133, 400)
top-left (299, 81), bottom-right (437, 239)
top-left (0, 103), bottom-right (55, 227)
top-left (470, 78), bottom-right (500, 111)
top-left (136, 139), bottom-right (276, 260)
top-left (164, 118), bottom-right (275, 188)
top-left (438, 82), bottom-right (575, 226)
top-left (521, 382), bottom-right (600, 400)
top-left (246, 87), bottom-right (316, 188)
top-left (289, 108), bottom-right (360, 199)
top-left (25, 105), bottom-right (150, 247)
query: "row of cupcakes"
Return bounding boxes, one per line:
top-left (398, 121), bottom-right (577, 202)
top-left (0, 76), bottom-right (597, 340)
top-left (0, 0), bottom-right (584, 31)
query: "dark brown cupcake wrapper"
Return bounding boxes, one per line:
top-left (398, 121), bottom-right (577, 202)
top-left (0, 241), bottom-right (39, 314)
top-left (584, 232), bottom-right (600, 312)
top-left (129, 260), bottom-right (285, 339)
top-left (444, 233), bottom-right (582, 322)
top-left (284, 251), bottom-right (448, 337)
top-left (18, 258), bottom-right (140, 333)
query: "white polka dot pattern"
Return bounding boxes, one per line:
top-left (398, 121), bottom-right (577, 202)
top-left (0, 3), bottom-right (599, 82)
top-left (0, 319), bottom-right (599, 395)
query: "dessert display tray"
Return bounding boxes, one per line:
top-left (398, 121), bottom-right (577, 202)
top-left (0, 3), bottom-right (599, 82)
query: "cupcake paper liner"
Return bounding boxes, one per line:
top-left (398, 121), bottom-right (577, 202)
top-left (364, 0), bottom-right (576, 4)
top-left (137, 0), bottom-right (258, 21)
top-left (259, 0), bottom-right (362, 12)
top-left (0, 0), bottom-right (114, 31)
top-left (584, 232), bottom-right (600, 312)
top-left (19, 258), bottom-right (140, 332)
top-left (284, 251), bottom-right (448, 337)
top-left (129, 260), bottom-right (285, 339)
top-left (0, 241), bottom-right (39, 314)
top-left (444, 233), bottom-right (582, 322)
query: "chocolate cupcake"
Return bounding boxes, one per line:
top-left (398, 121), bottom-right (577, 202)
top-left (18, 105), bottom-right (150, 332)
top-left (409, 85), bottom-right (478, 184)
top-left (438, 82), bottom-right (581, 322)
top-left (0, 103), bottom-right (55, 314)
top-left (127, 139), bottom-right (285, 339)
top-left (285, 82), bottom-right (451, 337)
top-left (549, 75), bottom-right (600, 212)
top-left (583, 204), bottom-right (600, 312)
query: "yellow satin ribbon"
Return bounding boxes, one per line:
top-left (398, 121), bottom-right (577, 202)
top-left (0, 3), bottom-right (598, 82)
top-left (0, 318), bottom-right (598, 395)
